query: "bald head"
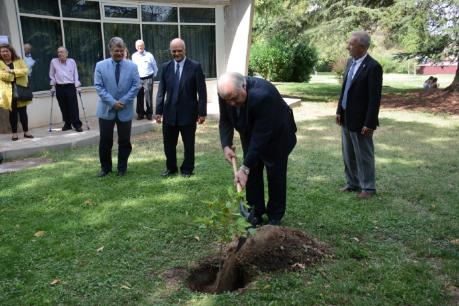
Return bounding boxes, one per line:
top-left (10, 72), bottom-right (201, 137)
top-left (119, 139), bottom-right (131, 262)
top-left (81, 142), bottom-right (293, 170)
top-left (170, 38), bottom-right (186, 50)
top-left (170, 38), bottom-right (186, 62)
top-left (217, 72), bottom-right (247, 107)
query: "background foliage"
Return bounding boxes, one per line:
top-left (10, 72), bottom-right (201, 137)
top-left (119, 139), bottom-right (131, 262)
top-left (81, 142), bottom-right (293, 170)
top-left (249, 35), bottom-right (317, 82)
top-left (251, 0), bottom-right (458, 87)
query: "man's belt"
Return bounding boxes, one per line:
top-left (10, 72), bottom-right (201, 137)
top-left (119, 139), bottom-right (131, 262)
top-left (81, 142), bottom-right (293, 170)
top-left (55, 83), bottom-right (75, 88)
top-left (140, 74), bottom-right (154, 80)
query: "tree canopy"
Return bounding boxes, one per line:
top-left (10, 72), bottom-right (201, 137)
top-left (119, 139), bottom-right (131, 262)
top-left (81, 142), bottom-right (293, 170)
top-left (252, 0), bottom-right (459, 89)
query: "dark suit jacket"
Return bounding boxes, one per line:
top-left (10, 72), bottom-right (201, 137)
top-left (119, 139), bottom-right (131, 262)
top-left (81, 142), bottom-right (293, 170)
top-left (219, 77), bottom-right (297, 169)
top-left (156, 58), bottom-right (207, 126)
top-left (336, 55), bottom-right (383, 132)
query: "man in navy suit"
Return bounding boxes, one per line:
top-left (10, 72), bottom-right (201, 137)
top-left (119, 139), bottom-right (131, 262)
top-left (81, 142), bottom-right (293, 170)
top-left (155, 38), bottom-right (207, 177)
top-left (218, 72), bottom-right (297, 226)
top-left (94, 37), bottom-right (140, 177)
top-left (336, 31), bottom-right (383, 199)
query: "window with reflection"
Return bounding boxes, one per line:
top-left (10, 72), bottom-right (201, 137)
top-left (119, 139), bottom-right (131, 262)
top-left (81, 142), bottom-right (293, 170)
top-left (18, 0), bottom-right (60, 16)
top-left (61, 0), bottom-right (100, 19)
top-left (142, 5), bottom-right (177, 22)
top-left (181, 25), bottom-right (216, 78)
top-left (18, 1), bottom-right (219, 92)
top-left (104, 5), bottom-right (138, 19)
top-left (142, 25), bottom-right (178, 80)
top-left (64, 21), bottom-right (103, 86)
top-left (180, 8), bottom-right (215, 23)
top-left (20, 17), bottom-right (62, 91)
top-left (103, 23), bottom-right (141, 57)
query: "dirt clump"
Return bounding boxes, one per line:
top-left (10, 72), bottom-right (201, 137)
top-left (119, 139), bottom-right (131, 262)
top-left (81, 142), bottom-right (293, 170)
top-left (186, 225), bottom-right (330, 293)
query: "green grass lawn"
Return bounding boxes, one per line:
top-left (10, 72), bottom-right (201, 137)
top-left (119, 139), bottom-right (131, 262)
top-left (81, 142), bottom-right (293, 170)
top-left (1, 75), bottom-right (458, 305)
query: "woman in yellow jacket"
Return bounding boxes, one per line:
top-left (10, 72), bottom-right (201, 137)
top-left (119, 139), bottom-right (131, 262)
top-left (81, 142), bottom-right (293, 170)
top-left (0, 44), bottom-right (33, 140)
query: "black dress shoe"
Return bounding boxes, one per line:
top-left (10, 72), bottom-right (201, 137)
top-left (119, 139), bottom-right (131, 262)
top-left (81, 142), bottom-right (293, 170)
top-left (181, 172), bottom-right (192, 178)
top-left (12, 136), bottom-right (19, 141)
top-left (146, 114), bottom-right (153, 120)
top-left (268, 219), bottom-right (281, 226)
top-left (248, 211), bottom-right (263, 227)
top-left (117, 170), bottom-right (126, 177)
top-left (137, 115), bottom-right (144, 120)
top-left (75, 127), bottom-right (83, 132)
top-left (161, 169), bottom-right (177, 177)
top-left (98, 170), bottom-right (111, 177)
top-left (24, 133), bottom-right (34, 138)
top-left (62, 125), bottom-right (72, 131)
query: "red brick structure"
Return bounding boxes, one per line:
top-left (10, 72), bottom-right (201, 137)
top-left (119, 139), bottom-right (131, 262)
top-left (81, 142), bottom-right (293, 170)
top-left (417, 61), bottom-right (458, 75)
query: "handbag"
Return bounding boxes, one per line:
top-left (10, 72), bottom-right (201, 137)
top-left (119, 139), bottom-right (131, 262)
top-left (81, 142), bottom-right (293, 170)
top-left (13, 83), bottom-right (33, 100)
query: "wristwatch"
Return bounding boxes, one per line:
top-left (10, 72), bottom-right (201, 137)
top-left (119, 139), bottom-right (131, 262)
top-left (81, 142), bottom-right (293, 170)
top-left (240, 165), bottom-right (250, 175)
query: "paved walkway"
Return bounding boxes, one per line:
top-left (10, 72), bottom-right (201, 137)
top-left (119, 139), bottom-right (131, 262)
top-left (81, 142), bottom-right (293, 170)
top-left (0, 98), bottom-right (300, 163)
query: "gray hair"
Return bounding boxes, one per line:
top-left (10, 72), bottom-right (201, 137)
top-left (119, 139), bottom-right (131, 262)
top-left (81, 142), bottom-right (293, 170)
top-left (57, 46), bottom-right (68, 53)
top-left (109, 37), bottom-right (125, 50)
top-left (351, 31), bottom-right (371, 49)
top-left (217, 72), bottom-right (246, 98)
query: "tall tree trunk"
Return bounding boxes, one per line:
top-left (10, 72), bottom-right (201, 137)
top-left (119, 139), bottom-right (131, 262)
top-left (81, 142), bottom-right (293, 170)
top-left (445, 64), bottom-right (459, 91)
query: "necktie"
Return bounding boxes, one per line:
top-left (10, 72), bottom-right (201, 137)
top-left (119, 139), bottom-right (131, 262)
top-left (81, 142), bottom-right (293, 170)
top-left (341, 60), bottom-right (356, 110)
top-left (115, 62), bottom-right (120, 85)
top-left (171, 62), bottom-right (181, 105)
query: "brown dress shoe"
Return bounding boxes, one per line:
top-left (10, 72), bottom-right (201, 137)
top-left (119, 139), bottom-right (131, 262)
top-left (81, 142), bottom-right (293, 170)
top-left (358, 191), bottom-right (375, 199)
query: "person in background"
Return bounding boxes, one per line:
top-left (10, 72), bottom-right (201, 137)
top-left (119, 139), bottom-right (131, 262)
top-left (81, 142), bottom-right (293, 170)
top-left (0, 44), bottom-right (34, 140)
top-left (430, 77), bottom-right (439, 89)
top-left (94, 37), bottom-right (140, 177)
top-left (23, 43), bottom-right (35, 77)
top-left (155, 38), bottom-right (207, 178)
top-left (423, 76), bottom-right (434, 90)
top-left (49, 46), bottom-right (83, 132)
top-left (132, 39), bottom-right (157, 120)
top-left (123, 48), bottom-right (130, 60)
top-left (335, 31), bottom-right (383, 200)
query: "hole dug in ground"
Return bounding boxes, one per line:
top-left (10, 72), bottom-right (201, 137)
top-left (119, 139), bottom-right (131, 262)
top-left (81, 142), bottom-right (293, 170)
top-left (186, 225), bottom-right (331, 293)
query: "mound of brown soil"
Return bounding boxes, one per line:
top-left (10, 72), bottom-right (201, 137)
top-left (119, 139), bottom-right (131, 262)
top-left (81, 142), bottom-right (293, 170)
top-left (186, 225), bottom-right (330, 293)
top-left (382, 89), bottom-right (459, 115)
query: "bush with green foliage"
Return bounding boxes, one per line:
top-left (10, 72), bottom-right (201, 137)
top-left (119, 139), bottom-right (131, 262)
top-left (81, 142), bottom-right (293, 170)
top-left (249, 36), bottom-right (317, 82)
top-left (316, 58), bottom-right (335, 72)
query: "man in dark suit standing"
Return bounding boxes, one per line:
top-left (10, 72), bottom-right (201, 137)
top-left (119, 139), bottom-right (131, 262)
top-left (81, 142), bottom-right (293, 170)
top-left (218, 72), bottom-right (297, 226)
top-left (336, 31), bottom-right (383, 199)
top-left (155, 38), bottom-right (207, 177)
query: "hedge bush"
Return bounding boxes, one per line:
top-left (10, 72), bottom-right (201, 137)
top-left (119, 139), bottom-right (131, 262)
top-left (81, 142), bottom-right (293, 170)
top-left (249, 36), bottom-right (317, 82)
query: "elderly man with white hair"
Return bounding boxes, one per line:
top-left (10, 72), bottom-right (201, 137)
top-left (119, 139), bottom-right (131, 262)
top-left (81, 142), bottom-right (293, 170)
top-left (335, 31), bottom-right (383, 199)
top-left (218, 72), bottom-right (297, 226)
top-left (49, 46), bottom-right (83, 132)
top-left (132, 39), bottom-right (158, 120)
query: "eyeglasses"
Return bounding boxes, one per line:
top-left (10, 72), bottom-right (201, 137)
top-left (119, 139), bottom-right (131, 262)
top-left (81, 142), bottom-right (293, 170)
top-left (171, 49), bottom-right (183, 53)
